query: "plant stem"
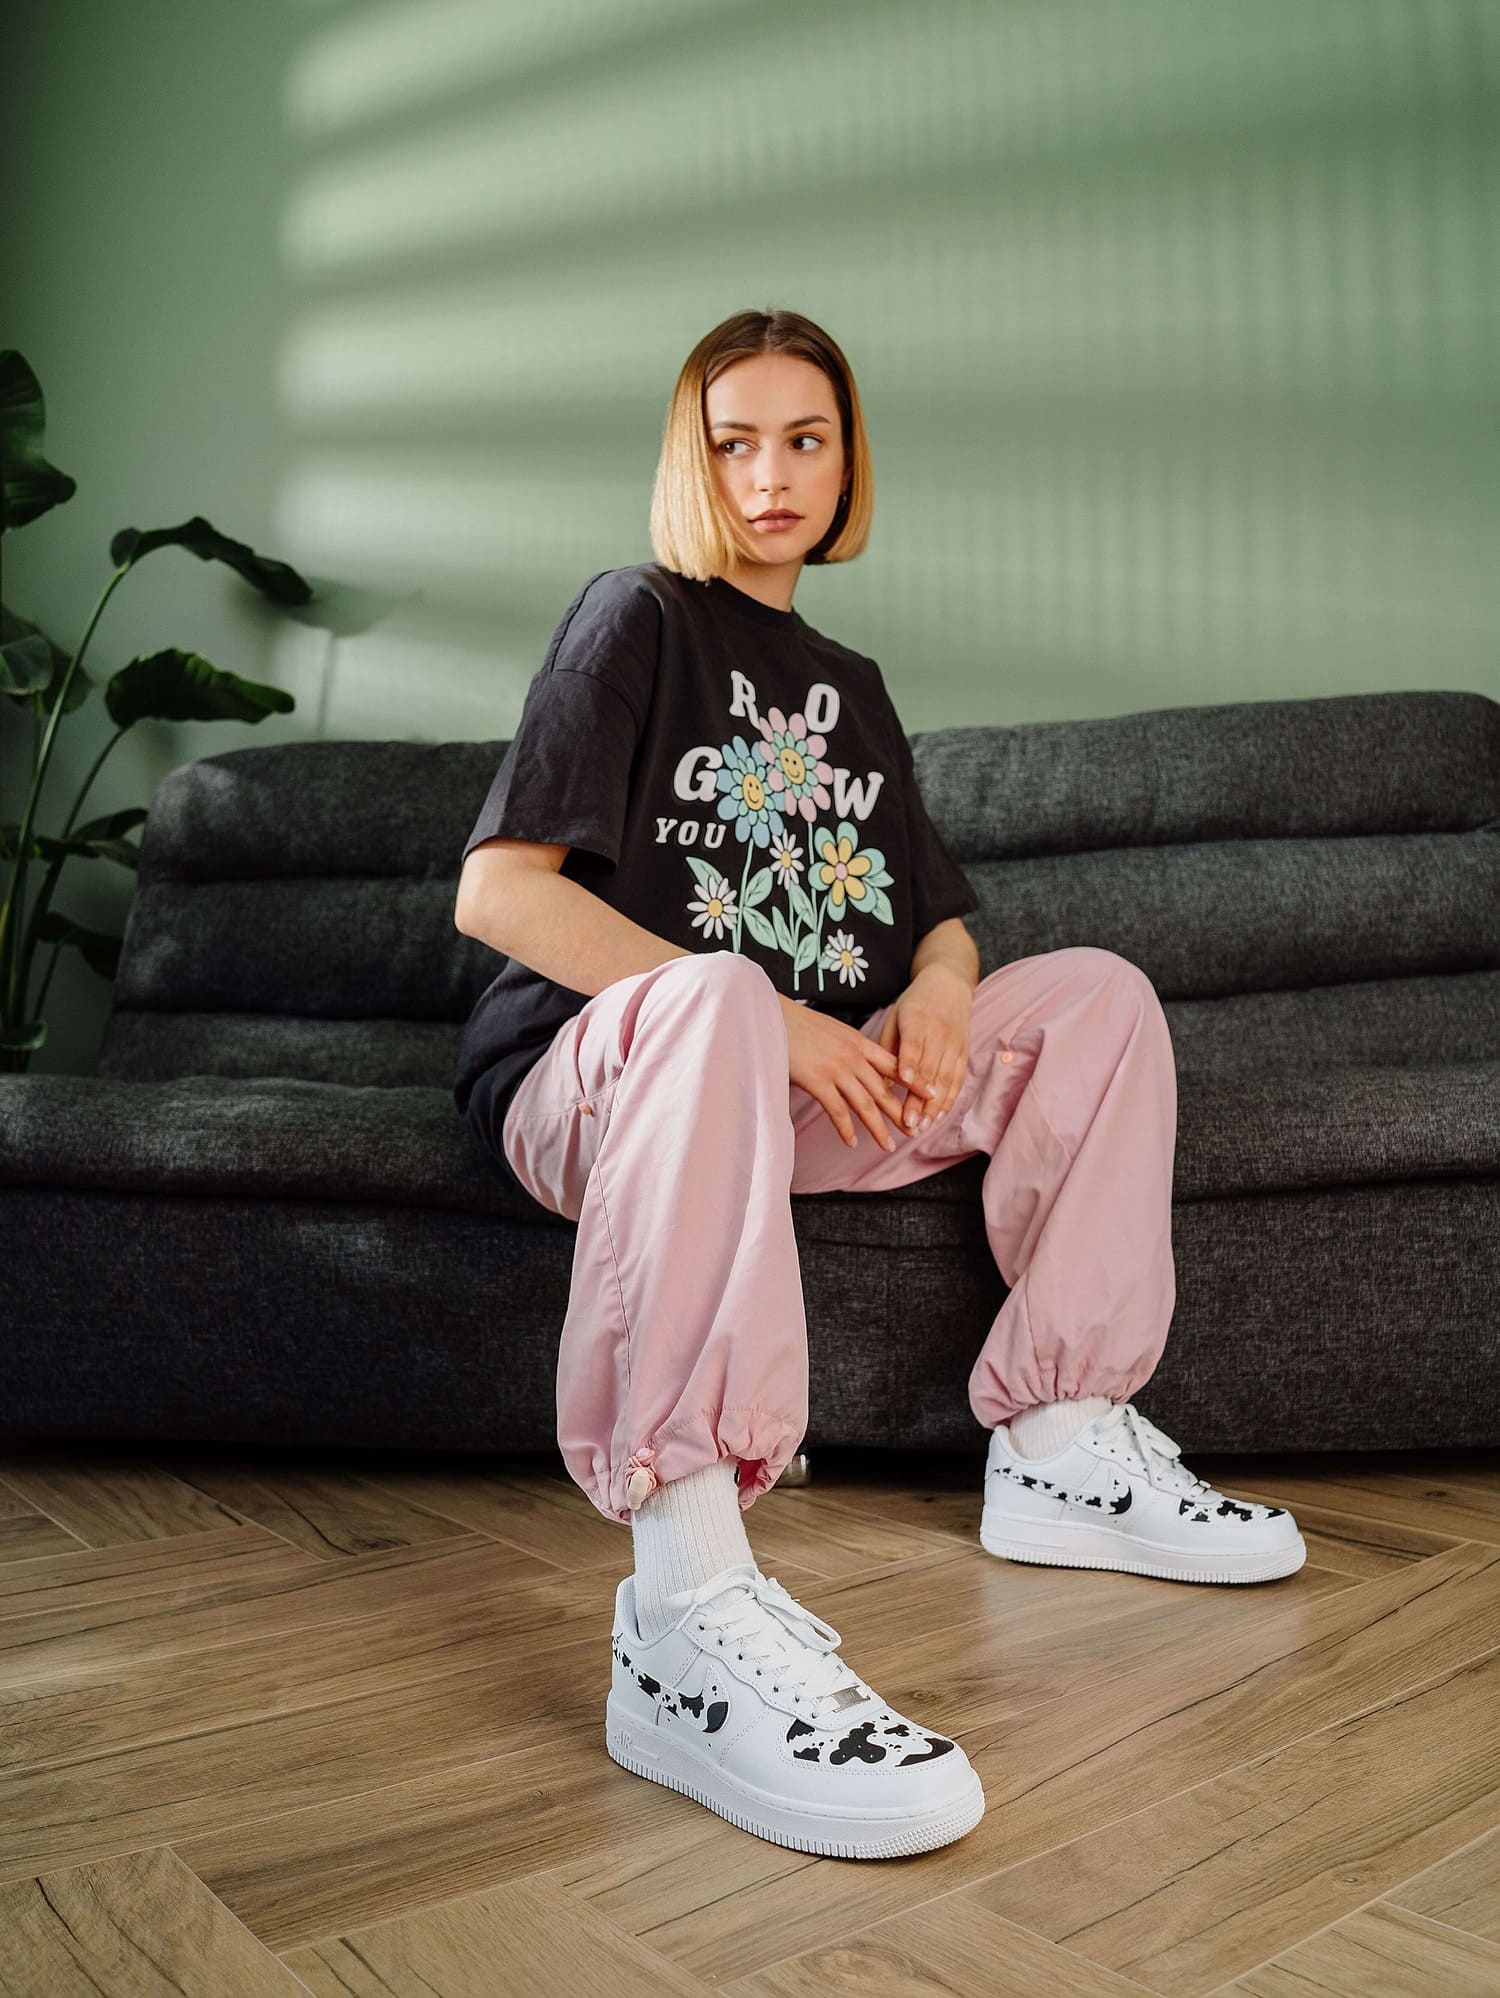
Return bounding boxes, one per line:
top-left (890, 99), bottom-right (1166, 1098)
top-left (0, 563), bottom-right (128, 1029)
top-left (733, 831), bottom-right (751, 952)
top-left (58, 725), bottom-right (126, 841)
top-left (22, 723), bottom-right (128, 1021)
top-left (806, 822), bottom-right (826, 994)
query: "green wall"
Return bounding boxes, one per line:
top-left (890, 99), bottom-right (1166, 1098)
top-left (4, 0), bottom-right (1496, 1073)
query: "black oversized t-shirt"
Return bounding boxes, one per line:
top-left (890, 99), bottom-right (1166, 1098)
top-left (453, 561), bottom-right (980, 1169)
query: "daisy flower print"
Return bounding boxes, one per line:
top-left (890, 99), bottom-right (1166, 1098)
top-left (822, 928), bottom-right (868, 988)
top-left (688, 872), bottom-right (738, 940)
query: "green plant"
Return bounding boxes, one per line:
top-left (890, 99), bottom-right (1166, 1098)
top-left (0, 347), bottom-right (313, 1072)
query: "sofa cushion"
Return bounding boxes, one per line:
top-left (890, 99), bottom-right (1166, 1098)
top-left (4, 1063), bottom-right (1496, 1244)
top-left (95, 691), bottom-right (1500, 1095)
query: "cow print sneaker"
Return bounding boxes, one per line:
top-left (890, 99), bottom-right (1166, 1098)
top-left (981, 1400), bottom-right (1306, 1583)
top-left (605, 1559), bottom-right (985, 1857)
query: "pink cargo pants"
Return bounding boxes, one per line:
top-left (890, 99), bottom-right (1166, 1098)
top-left (497, 947), bottom-right (1178, 1525)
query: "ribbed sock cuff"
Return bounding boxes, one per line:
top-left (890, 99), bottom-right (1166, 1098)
top-left (630, 1456), bottom-right (756, 1643)
top-left (1006, 1394), bottom-right (1114, 1459)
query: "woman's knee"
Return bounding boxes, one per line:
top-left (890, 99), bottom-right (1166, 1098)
top-left (1058, 945), bottom-right (1161, 1007)
top-left (658, 948), bottom-right (780, 1005)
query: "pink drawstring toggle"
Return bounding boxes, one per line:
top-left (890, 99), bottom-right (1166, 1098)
top-left (624, 1445), bottom-right (659, 1511)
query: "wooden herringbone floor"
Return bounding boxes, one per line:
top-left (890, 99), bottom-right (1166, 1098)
top-left (0, 1438), bottom-right (1496, 1996)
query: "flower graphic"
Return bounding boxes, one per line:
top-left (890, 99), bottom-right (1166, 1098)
top-left (768, 834), bottom-right (803, 886)
top-left (822, 928), bottom-right (868, 987)
top-left (687, 872), bottom-right (739, 940)
top-left (716, 735), bottom-right (789, 848)
top-left (813, 828), bottom-right (875, 913)
top-left (755, 707), bottom-right (833, 824)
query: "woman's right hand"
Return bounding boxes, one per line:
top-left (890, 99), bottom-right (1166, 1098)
top-left (781, 999), bottom-right (910, 1153)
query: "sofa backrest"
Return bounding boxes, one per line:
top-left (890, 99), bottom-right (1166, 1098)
top-left (97, 688), bottom-right (1500, 1091)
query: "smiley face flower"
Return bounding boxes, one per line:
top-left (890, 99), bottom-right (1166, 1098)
top-left (755, 708), bottom-right (833, 825)
top-left (716, 735), bottom-right (788, 848)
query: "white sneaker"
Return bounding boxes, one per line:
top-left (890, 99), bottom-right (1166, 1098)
top-left (980, 1401), bottom-right (1307, 1583)
top-left (606, 1559), bottom-right (985, 1858)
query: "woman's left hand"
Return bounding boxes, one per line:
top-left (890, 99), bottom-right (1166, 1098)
top-left (876, 964), bottom-right (973, 1133)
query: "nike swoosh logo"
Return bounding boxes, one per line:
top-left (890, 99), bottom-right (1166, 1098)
top-left (611, 1633), bottom-right (958, 1766)
top-left (992, 1460), bottom-right (1134, 1515)
top-left (991, 1461), bottom-right (1288, 1526)
top-left (612, 1634), bottom-right (730, 1735)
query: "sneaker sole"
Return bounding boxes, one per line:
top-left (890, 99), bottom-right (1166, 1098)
top-left (979, 1506), bottom-right (1307, 1583)
top-left (605, 1693), bottom-right (985, 1858)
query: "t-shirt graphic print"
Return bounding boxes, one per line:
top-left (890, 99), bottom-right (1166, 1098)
top-left (453, 561), bottom-right (979, 1177)
top-left (679, 691), bottom-right (900, 1000)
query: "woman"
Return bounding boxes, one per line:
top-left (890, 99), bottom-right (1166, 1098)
top-left (453, 308), bottom-right (1305, 1859)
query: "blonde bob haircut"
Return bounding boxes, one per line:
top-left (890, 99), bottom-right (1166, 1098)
top-left (649, 307), bottom-right (874, 581)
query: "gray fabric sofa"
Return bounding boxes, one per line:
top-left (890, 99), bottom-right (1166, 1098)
top-left (3, 688), bottom-right (1497, 1460)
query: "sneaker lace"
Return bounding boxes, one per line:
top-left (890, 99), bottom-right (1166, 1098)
top-left (682, 1569), bottom-right (868, 1722)
top-left (1095, 1402), bottom-right (1215, 1502)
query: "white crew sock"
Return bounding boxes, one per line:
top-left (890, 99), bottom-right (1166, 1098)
top-left (630, 1456), bottom-right (757, 1644)
top-left (1005, 1395), bottom-right (1114, 1459)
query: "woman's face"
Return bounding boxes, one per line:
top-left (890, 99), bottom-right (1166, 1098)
top-left (704, 352), bottom-right (849, 579)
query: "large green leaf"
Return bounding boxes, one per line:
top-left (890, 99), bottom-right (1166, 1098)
top-left (35, 910), bottom-right (122, 980)
top-left (71, 805), bottom-right (149, 845)
top-left (1, 809), bottom-right (145, 868)
top-left (0, 603), bottom-right (91, 711)
top-left (105, 648), bottom-right (295, 728)
top-left (0, 627), bottom-right (53, 696)
top-left (109, 515), bottom-right (312, 605)
top-left (0, 350), bottom-right (76, 531)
